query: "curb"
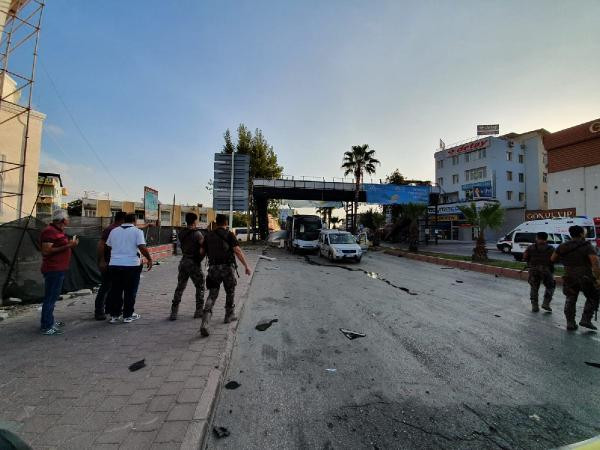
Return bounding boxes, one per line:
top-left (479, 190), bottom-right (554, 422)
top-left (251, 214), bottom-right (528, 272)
top-left (384, 249), bottom-right (564, 285)
top-left (180, 251), bottom-right (262, 450)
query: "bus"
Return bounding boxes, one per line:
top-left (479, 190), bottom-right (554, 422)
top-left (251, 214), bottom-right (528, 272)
top-left (285, 215), bottom-right (323, 253)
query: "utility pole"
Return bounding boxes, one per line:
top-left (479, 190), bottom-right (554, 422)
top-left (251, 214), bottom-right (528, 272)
top-left (229, 151), bottom-right (235, 227)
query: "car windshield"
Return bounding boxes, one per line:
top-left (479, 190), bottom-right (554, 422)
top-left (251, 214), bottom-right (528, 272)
top-left (584, 226), bottom-right (596, 239)
top-left (328, 234), bottom-right (356, 244)
top-left (297, 221), bottom-right (321, 240)
top-left (514, 233), bottom-right (536, 244)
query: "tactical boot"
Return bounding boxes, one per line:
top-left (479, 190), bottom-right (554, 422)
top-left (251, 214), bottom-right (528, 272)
top-left (541, 300), bottom-right (552, 312)
top-left (200, 312), bottom-right (211, 337)
top-left (579, 320), bottom-right (598, 331)
top-left (224, 310), bottom-right (238, 324)
top-left (531, 302), bottom-right (539, 313)
top-left (169, 304), bottom-right (179, 321)
top-left (566, 320), bottom-right (578, 331)
top-left (193, 309), bottom-right (203, 319)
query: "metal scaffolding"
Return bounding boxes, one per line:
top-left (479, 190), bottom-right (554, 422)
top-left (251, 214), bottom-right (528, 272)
top-left (0, 0), bottom-right (44, 218)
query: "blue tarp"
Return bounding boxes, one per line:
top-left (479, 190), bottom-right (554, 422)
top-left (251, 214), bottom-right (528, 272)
top-left (363, 184), bottom-right (431, 205)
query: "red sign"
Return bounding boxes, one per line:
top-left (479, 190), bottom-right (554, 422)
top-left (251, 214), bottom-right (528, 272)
top-left (525, 208), bottom-right (577, 221)
top-left (447, 138), bottom-right (490, 156)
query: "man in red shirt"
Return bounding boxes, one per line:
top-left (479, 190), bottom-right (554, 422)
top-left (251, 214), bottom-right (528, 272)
top-left (40, 210), bottom-right (78, 335)
top-left (94, 211), bottom-right (126, 320)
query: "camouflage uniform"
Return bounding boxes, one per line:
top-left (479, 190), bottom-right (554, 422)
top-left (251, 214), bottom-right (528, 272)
top-left (523, 243), bottom-right (555, 311)
top-left (200, 228), bottom-right (240, 336)
top-left (555, 240), bottom-right (599, 329)
top-left (170, 228), bottom-right (204, 319)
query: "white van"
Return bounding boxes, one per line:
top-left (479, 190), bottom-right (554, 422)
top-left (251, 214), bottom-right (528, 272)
top-left (318, 230), bottom-right (363, 263)
top-left (508, 217), bottom-right (597, 261)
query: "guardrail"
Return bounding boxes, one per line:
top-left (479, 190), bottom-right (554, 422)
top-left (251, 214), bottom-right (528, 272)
top-left (254, 178), bottom-right (358, 191)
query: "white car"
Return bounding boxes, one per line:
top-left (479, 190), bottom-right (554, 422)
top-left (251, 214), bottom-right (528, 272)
top-left (318, 230), bottom-right (362, 263)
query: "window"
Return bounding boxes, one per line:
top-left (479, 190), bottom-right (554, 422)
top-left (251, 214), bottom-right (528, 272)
top-left (478, 149), bottom-right (486, 159)
top-left (452, 155), bottom-right (459, 165)
top-left (514, 233), bottom-right (536, 244)
top-left (84, 209), bottom-right (96, 217)
top-left (452, 174), bottom-right (459, 184)
top-left (437, 177), bottom-right (444, 186)
top-left (436, 159), bottom-right (444, 169)
top-left (506, 171), bottom-right (513, 181)
top-left (544, 192), bottom-right (548, 204)
top-left (506, 191), bottom-right (513, 200)
top-left (465, 166), bottom-right (487, 182)
top-left (506, 151), bottom-right (513, 161)
top-left (543, 153), bottom-right (548, 165)
top-left (465, 153), bottom-right (470, 162)
top-left (518, 173), bottom-right (524, 183)
top-left (519, 192), bottom-right (525, 202)
top-left (542, 173), bottom-right (547, 183)
top-left (518, 154), bottom-right (524, 163)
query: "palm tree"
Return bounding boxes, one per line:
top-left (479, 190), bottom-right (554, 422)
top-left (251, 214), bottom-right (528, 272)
top-left (316, 207), bottom-right (333, 229)
top-left (330, 217), bottom-right (340, 229)
top-left (401, 203), bottom-right (427, 252)
top-left (458, 202), bottom-right (504, 262)
top-left (341, 144), bottom-right (380, 233)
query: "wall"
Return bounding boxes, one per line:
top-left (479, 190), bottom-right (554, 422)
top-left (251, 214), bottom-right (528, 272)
top-left (548, 165), bottom-right (600, 218)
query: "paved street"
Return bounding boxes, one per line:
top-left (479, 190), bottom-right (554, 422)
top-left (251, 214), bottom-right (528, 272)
top-left (208, 248), bottom-right (600, 449)
top-left (0, 250), bottom-right (258, 450)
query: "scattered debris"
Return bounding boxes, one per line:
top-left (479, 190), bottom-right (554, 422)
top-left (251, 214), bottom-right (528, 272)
top-left (264, 266), bottom-right (280, 270)
top-left (6, 297), bottom-right (22, 304)
top-left (440, 267), bottom-right (454, 270)
top-left (584, 362), bottom-right (600, 369)
top-left (529, 414), bottom-right (541, 422)
top-left (258, 255), bottom-right (276, 261)
top-left (213, 426), bottom-right (230, 439)
top-left (340, 328), bottom-right (366, 340)
top-left (128, 359), bottom-right (146, 372)
top-left (325, 368), bottom-right (337, 373)
top-left (225, 381), bottom-right (241, 389)
top-left (455, 280), bottom-right (464, 283)
top-left (494, 314), bottom-right (501, 318)
top-left (256, 319), bottom-right (278, 331)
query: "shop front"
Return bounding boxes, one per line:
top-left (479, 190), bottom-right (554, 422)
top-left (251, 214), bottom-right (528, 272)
top-left (427, 200), bottom-right (498, 241)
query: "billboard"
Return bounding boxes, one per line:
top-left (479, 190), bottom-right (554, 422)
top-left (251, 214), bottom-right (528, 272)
top-left (477, 124), bottom-right (500, 135)
top-left (525, 208), bottom-right (576, 221)
top-left (364, 184), bottom-right (431, 205)
top-left (462, 181), bottom-right (492, 200)
top-left (144, 186), bottom-right (159, 222)
top-left (212, 153), bottom-right (250, 211)
top-left (446, 138), bottom-right (490, 156)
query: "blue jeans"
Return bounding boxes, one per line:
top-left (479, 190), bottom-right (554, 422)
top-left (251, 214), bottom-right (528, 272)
top-left (41, 271), bottom-right (65, 330)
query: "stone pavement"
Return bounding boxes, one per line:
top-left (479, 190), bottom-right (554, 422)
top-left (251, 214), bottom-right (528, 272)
top-left (0, 249), bottom-right (260, 449)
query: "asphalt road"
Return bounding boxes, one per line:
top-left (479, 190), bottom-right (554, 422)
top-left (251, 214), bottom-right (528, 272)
top-left (207, 249), bottom-right (600, 449)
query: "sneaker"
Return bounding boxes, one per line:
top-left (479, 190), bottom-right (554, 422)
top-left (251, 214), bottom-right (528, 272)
top-left (579, 320), bottom-right (598, 331)
top-left (123, 313), bottom-right (141, 323)
top-left (541, 304), bottom-right (552, 312)
top-left (42, 327), bottom-right (63, 336)
top-left (53, 321), bottom-right (65, 328)
top-left (95, 314), bottom-right (107, 321)
top-left (109, 316), bottom-right (121, 324)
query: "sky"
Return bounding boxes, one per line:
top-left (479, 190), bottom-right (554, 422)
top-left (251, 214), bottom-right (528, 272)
top-left (34, 0), bottom-right (600, 206)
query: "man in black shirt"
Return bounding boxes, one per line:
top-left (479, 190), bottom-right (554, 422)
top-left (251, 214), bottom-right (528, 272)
top-left (552, 225), bottom-right (600, 331)
top-left (523, 232), bottom-right (555, 312)
top-left (199, 214), bottom-right (251, 337)
top-left (170, 212), bottom-right (205, 320)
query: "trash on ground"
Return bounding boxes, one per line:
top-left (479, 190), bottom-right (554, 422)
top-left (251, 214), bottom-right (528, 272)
top-left (325, 368), bottom-right (337, 373)
top-left (264, 266), bottom-right (280, 270)
top-left (340, 328), bottom-right (366, 340)
top-left (494, 314), bottom-right (501, 318)
top-left (256, 319), bottom-right (278, 331)
top-left (528, 414), bottom-right (541, 422)
top-left (258, 255), bottom-right (276, 261)
top-left (455, 280), bottom-right (464, 283)
top-left (213, 426), bottom-right (230, 439)
top-left (225, 381), bottom-right (241, 389)
top-left (584, 362), bottom-right (600, 368)
top-left (128, 359), bottom-right (146, 372)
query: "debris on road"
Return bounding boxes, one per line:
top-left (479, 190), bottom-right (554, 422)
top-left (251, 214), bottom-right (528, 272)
top-left (494, 314), bottom-right (501, 318)
top-left (584, 362), bottom-right (600, 368)
top-left (264, 266), bottom-right (280, 270)
top-left (325, 368), bottom-right (337, 373)
top-left (455, 280), bottom-right (464, 283)
top-left (213, 426), bottom-right (230, 439)
top-left (258, 255), bottom-right (276, 261)
top-left (128, 359), bottom-right (146, 372)
top-left (340, 328), bottom-right (366, 340)
top-left (440, 267), bottom-right (454, 270)
top-left (225, 381), bottom-right (241, 389)
top-left (529, 414), bottom-right (541, 422)
top-left (256, 319), bottom-right (278, 331)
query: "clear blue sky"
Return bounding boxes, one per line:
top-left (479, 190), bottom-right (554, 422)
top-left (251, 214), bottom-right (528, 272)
top-left (36, 0), bottom-right (600, 205)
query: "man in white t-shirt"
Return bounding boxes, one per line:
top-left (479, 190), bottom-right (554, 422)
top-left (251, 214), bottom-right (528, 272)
top-left (106, 213), bottom-right (153, 323)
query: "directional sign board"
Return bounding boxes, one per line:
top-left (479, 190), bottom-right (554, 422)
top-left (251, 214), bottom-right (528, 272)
top-left (212, 153), bottom-right (250, 211)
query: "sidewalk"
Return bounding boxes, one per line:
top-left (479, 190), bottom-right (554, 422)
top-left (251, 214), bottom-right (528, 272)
top-left (0, 249), bottom-right (260, 450)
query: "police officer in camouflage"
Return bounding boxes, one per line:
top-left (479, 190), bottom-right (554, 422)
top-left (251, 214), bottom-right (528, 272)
top-left (169, 212), bottom-right (205, 321)
top-left (551, 225), bottom-right (600, 331)
top-left (199, 214), bottom-right (251, 337)
top-left (523, 231), bottom-right (555, 313)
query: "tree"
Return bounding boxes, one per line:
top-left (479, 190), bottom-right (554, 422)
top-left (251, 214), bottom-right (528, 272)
top-left (360, 208), bottom-right (385, 231)
top-left (458, 202), bottom-right (504, 262)
top-left (385, 169), bottom-right (406, 222)
top-left (222, 129), bottom-right (235, 154)
top-left (401, 203), bottom-right (427, 252)
top-left (341, 144), bottom-right (380, 233)
top-left (316, 207), bottom-right (333, 228)
top-left (330, 216), bottom-right (340, 229)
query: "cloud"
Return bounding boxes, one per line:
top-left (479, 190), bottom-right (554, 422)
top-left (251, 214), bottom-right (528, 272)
top-left (44, 123), bottom-right (65, 137)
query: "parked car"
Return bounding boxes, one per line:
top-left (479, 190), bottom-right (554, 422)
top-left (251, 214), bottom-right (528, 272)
top-left (318, 230), bottom-right (362, 263)
top-left (496, 232), bottom-right (515, 253)
top-left (233, 227), bottom-right (258, 242)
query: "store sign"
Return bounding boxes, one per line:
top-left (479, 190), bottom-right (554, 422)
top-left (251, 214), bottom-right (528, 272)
top-left (144, 186), bottom-right (159, 222)
top-left (590, 121), bottom-right (600, 133)
top-left (477, 124), bottom-right (499, 135)
top-left (462, 181), bottom-right (492, 200)
top-left (431, 215), bottom-right (461, 222)
top-left (525, 208), bottom-right (576, 221)
top-left (428, 200), bottom-right (497, 215)
top-left (447, 138), bottom-right (490, 156)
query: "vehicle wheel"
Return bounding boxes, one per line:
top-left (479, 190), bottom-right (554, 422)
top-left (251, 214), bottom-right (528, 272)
top-left (513, 254), bottom-right (523, 262)
top-left (329, 252), bottom-right (335, 263)
top-left (501, 245), bottom-right (511, 254)
top-left (355, 256), bottom-right (362, 263)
